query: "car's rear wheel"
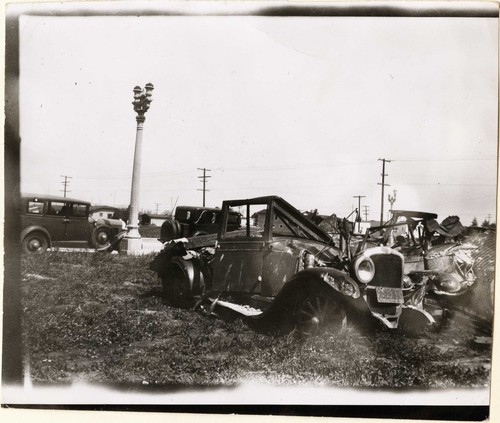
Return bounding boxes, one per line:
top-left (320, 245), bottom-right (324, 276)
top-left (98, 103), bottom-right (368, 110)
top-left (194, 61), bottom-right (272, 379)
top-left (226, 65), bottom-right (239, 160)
top-left (22, 232), bottom-right (49, 253)
top-left (162, 265), bottom-right (193, 308)
top-left (294, 289), bottom-right (347, 336)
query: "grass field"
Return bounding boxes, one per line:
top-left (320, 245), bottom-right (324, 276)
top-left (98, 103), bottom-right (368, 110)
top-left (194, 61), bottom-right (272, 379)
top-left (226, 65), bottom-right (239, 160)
top-left (21, 251), bottom-right (491, 388)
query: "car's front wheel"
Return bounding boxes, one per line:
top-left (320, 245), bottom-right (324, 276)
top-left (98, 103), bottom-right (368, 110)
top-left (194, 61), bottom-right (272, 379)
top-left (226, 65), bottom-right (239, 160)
top-left (22, 232), bottom-right (49, 253)
top-left (92, 227), bottom-right (112, 251)
top-left (294, 288), bottom-right (347, 336)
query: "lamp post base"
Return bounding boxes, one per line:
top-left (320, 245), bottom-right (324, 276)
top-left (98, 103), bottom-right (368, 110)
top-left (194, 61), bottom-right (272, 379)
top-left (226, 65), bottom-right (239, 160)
top-left (121, 236), bottom-right (143, 255)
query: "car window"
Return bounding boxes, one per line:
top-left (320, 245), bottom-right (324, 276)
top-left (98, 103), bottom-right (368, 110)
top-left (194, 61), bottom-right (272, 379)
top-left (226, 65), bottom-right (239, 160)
top-left (48, 201), bottom-right (66, 216)
top-left (26, 200), bottom-right (44, 215)
top-left (197, 211), bottom-right (215, 224)
top-left (223, 204), bottom-right (266, 239)
top-left (175, 209), bottom-right (191, 222)
top-left (71, 203), bottom-right (88, 218)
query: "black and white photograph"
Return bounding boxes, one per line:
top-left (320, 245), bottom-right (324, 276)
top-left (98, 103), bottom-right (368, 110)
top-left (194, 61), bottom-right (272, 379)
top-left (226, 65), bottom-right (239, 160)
top-left (2, 1), bottom-right (498, 420)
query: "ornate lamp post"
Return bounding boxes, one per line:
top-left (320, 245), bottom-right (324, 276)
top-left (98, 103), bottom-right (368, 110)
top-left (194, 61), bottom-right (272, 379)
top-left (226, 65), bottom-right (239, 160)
top-left (386, 189), bottom-right (397, 245)
top-left (388, 189), bottom-right (397, 216)
top-left (123, 83), bottom-right (154, 254)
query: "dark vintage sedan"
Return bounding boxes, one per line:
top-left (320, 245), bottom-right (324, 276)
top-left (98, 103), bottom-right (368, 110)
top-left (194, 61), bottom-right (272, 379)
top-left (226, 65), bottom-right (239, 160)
top-left (20, 194), bottom-right (126, 253)
top-left (150, 196), bottom-right (442, 335)
top-left (159, 205), bottom-right (241, 242)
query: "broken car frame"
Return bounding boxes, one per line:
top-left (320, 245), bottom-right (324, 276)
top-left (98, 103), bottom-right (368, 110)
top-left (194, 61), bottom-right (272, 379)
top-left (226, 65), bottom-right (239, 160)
top-left (150, 196), bottom-right (441, 335)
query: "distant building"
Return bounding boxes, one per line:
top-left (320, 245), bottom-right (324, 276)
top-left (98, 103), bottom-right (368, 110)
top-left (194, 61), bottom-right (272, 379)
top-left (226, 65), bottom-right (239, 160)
top-left (147, 214), bottom-right (171, 226)
top-left (90, 206), bottom-right (119, 220)
top-left (251, 209), bottom-right (267, 228)
top-left (356, 221), bottom-right (370, 234)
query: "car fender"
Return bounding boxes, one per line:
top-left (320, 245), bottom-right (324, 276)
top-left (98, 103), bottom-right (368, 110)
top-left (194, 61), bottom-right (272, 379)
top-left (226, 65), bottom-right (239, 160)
top-left (94, 228), bottom-right (127, 252)
top-left (408, 269), bottom-right (473, 296)
top-left (95, 217), bottom-right (126, 230)
top-left (246, 267), bottom-right (369, 331)
top-left (290, 267), bottom-right (361, 299)
top-left (279, 268), bottom-right (367, 320)
top-left (20, 225), bottom-right (52, 246)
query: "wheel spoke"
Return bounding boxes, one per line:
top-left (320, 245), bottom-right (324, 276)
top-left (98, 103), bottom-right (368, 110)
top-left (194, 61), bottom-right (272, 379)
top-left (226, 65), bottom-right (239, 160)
top-left (295, 292), bottom-right (347, 336)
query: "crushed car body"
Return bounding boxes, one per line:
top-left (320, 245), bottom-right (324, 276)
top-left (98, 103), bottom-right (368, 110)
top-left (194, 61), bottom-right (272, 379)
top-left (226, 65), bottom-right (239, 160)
top-left (358, 210), bottom-right (478, 298)
top-left (150, 196), bottom-right (441, 335)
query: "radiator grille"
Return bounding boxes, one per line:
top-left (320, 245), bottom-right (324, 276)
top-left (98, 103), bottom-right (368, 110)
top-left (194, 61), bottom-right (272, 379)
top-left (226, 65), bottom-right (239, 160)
top-left (370, 254), bottom-right (403, 289)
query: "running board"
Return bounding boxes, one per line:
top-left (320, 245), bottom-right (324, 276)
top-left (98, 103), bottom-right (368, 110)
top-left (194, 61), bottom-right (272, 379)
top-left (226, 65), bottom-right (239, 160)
top-left (208, 297), bottom-right (264, 317)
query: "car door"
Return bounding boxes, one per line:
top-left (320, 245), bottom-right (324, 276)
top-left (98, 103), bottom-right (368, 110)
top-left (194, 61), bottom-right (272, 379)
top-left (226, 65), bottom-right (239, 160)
top-left (63, 202), bottom-right (92, 246)
top-left (45, 200), bottom-right (69, 243)
top-left (261, 205), bottom-right (307, 296)
top-left (211, 203), bottom-right (269, 294)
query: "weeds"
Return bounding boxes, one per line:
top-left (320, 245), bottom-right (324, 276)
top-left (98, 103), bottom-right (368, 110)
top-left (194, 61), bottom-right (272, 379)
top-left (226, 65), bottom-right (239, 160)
top-left (21, 252), bottom-right (491, 388)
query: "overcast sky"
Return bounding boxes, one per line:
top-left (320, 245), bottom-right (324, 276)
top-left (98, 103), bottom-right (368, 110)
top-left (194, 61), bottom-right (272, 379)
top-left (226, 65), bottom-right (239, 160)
top-left (18, 3), bottom-right (498, 224)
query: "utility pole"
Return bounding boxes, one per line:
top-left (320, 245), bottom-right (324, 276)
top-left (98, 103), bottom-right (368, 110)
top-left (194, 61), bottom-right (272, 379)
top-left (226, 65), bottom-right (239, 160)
top-left (377, 158), bottom-right (392, 226)
top-left (154, 203), bottom-right (160, 214)
top-left (363, 205), bottom-right (370, 222)
top-left (353, 195), bottom-right (365, 233)
top-left (197, 168), bottom-right (211, 207)
top-left (60, 175), bottom-right (72, 197)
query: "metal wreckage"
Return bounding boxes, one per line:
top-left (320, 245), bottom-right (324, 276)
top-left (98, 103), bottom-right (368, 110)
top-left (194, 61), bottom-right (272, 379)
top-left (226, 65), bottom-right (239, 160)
top-left (149, 196), bottom-right (478, 335)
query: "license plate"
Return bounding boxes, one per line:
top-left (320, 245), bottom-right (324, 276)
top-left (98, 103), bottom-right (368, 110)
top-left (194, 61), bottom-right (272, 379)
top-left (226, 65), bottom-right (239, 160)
top-left (376, 287), bottom-right (404, 304)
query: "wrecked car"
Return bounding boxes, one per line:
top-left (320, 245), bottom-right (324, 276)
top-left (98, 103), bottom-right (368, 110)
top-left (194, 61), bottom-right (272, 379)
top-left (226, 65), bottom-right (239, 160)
top-left (359, 210), bottom-right (477, 297)
top-left (150, 196), bottom-right (440, 335)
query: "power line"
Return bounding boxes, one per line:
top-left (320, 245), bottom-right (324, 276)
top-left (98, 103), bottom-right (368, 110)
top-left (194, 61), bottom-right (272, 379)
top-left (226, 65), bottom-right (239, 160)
top-left (69, 155), bottom-right (496, 180)
top-left (197, 168), bottom-right (211, 207)
top-left (395, 183), bottom-right (495, 187)
top-left (392, 157), bottom-right (496, 162)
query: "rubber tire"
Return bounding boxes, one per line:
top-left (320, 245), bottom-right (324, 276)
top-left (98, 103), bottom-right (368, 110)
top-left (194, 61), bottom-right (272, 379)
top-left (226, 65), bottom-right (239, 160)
top-left (22, 232), bottom-right (49, 253)
top-left (293, 287), bottom-right (347, 336)
top-left (162, 265), bottom-right (194, 308)
top-left (160, 220), bottom-right (182, 242)
top-left (92, 227), bottom-right (112, 251)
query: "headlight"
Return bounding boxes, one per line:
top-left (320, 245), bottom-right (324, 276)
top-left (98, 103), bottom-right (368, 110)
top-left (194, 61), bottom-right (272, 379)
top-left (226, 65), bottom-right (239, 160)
top-left (354, 256), bottom-right (375, 283)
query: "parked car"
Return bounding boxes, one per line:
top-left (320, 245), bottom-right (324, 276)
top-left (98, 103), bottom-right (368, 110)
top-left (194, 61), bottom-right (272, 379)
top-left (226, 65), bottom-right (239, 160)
top-left (150, 196), bottom-right (439, 335)
top-left (159, 205), bottom-right (241, 242)
top-left (20, 194), bottom-right (126, 253)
